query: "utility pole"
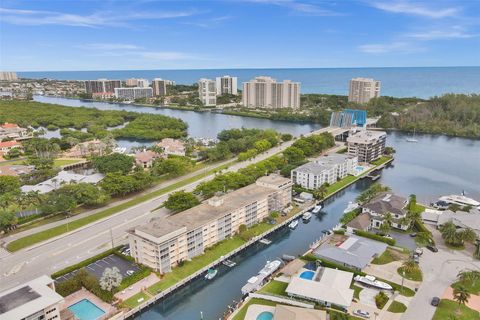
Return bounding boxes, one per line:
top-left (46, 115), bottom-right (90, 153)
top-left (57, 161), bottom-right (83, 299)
top-left (110, 228), bottom-right (114, 249)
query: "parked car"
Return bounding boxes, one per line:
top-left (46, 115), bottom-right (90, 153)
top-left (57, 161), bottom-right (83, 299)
top-left (413, 255), bottom-right (420, 264)
top-left (353, 309), bottom-right (370, 318)
top-left (410, 232), bottom-right (417, 237)
top-left (431, 297), bottom-right (440, 306)
top-left (426, 245), bottom-right (438, 252)
top-left (415, 248), bottom-right (423, 256)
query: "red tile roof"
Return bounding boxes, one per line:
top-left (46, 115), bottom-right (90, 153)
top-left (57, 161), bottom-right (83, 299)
top-left (0, 140), bottom-right (21, 148)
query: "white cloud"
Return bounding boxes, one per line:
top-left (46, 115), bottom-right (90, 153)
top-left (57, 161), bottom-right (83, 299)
top-left (371, 1), bottom-right (460, 19)
top-left (79, 43), bottom-right (143, 50)
top-left (358, 41), bottom-right (423, 54)
top-left (408, 27), bottom-right (476, 40)
top-left (249, 0), bottom-right (340, 16)
top-left (0, 7), bottom-right (198, 27)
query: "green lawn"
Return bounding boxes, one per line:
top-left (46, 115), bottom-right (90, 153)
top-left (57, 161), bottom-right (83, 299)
top-left (329, 310), bottom-right (363, 320)
top-left (352, 285), bottom-right (363, 300)
top-left (398, 266), bottom-right (423, 282)
top-left (53, 159), bottom-right (83, 167)
top-left (326, 175), bottom-right (358, 195)
top-left (121, 291), bottom-right (151, 309)
top-left (387, 300), bottom-right (407, 313)
top-left (432, 299), bottom-right (480, 320)
top-left (259, 280), bottom-right (289, 296)
top-left (371, 156), bottom-right (393, 166)
top-left (372, 249), bottom-right (397, 265)
top-left (7, 160), bottom-right (233, 252)
top-left (452, 279), bottom-right (480, 295)
top-left (383, 279), bottom-right (416, 297)
top-left (232, 298), bottom-right (278, 320)
top-left (147, 237), bottom-right (245, 295)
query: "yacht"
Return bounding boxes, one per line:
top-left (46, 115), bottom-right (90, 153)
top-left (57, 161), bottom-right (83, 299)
top-left (406, 128), bottom-right (418, 142)
top-left (435, 194), bottom-right (480, 209)
top-left (289, 220), bottom-right (299, 229)
top-left (354, 275), bottom-right (393, 290)
top-left (343, 201), bottom-right (359, 214)
top-left (311, 204), bottom-right (323, 214)
top-left (302, 212), bottom-right (312, 221)
top-left (205, 268), bottom-right (218, 280)
top-left (241, 260), bottom-right (282, 294)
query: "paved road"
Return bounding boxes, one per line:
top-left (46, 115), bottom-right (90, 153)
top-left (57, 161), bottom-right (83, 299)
top-left (401, 229), bottom-right (480, 320)
top-left (0, 127), bottom-right (343, 291)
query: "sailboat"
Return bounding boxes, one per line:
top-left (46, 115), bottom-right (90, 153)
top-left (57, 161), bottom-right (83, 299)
top-left (406, 128), bottom-right (418, 142)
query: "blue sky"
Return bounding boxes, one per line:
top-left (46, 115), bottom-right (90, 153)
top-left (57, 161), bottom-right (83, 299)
top-left (1, 0), bottom-right (479, 71)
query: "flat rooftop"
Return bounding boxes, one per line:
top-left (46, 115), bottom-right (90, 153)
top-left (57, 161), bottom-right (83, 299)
top-left (137, 180), bottom-right (284, 239)
top-left (347, 130), bottom-right (386, 144)
top-left (0, 275), bottom-right (64, 319)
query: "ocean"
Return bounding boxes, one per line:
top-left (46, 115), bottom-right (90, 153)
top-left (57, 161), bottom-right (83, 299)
top-left (19, 66), bottom-right (480, 99)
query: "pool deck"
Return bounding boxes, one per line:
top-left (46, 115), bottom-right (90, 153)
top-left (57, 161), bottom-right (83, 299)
top-left (244, 304), bottom-right (276, 320)
top-left (63, 288), bottom-right (117, 320)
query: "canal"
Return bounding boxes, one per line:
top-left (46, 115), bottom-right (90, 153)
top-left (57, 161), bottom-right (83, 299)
top-left (33, 95), bottom-right (480, 320)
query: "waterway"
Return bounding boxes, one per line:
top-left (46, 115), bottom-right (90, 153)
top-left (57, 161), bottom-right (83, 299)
top-left (32, 95), bottom-right (480, 320)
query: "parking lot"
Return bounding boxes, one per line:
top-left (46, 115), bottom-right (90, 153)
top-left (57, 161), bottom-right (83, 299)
top-left (56, 253), bottom-right (140, 282)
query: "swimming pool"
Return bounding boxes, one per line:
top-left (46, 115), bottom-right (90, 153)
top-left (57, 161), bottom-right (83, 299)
top-left (68, 299), bottom-right (105, 320)
top-left (299, 270), bottom-right (315, 280)
top-left (256, 311), bottom-right (274, 320)
top-left (355, 166), bottom-right (365, 171)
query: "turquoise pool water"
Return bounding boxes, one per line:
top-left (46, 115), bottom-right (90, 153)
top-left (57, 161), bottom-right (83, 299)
top-left (256, 311), bottom-right (274, 320)
top-left (68, 299), bottom-right (105, 320)
top-left (299, 270), bottom-right (315, 280)
top-left (355, 166), bottom-right (364, 170)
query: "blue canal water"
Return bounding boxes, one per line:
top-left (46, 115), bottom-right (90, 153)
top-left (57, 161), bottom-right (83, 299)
top-left (22, 66), bottom-right (480, 98)
top-left (31, 96), bottom-right (480, 320)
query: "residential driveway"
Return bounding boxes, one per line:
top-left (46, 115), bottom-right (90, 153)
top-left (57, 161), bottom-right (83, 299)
top-left (363, 261), bottom-right (420, 291)
top-left (359, 286), bottom-right (381, 307)
top-left (390, 231), bottom-right (417, 251)
top-left (348, 301), bottom-right (401, 320)
top-left (401, 232), bottom-right (480, 320)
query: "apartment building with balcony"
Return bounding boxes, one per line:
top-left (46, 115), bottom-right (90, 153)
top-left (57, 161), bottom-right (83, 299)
top-left (348, 77), bottom-right (381, 104)
top-left (242, 76), bottom-right (300, 109)
top-left (291, 154), bottom-right (358, 190)
top-left (114, 87), bottom-right (153, 100)
top-left (215, 75), bottom-right (238, 95)
top-left (347, 130), bottom-right (386, 163)
top-left (198, 78), bottom-right (217, 106)
top-left (84, 79), bottom-right (122, 98)
top-left (128, 175), bottom-right (292, 273)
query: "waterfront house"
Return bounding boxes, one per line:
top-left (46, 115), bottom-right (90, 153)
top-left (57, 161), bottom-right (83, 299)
top-left (346, 213), bottom-right (371, 234)
top-left (314, 236), bottom-right (387, 271)
top-left (291, 154), bottom-right (358, 190)
top-left (362, 193), bottom-right (410, 230)
top-left (424, 208), bottom-right (480, 240)
top-left (0, 122), bottom-right (29, 140)
top-left (64, 139), bottom-right (108, 158)
top-left (285, 266), bottom-right (354, 309)
top-left (128, 175), bottom-right (292, 273)
top-left (21, 171), bottom-right (104, 194)
top-left (157, 138), bottom-right (186, 157)
top-left (245, 304), bottom-right (327, 320)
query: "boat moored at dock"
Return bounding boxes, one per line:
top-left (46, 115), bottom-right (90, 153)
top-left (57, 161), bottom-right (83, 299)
top-left (289, 220), bottom-right (299, 229)
top-left (311, 204), bottom-right (323, 214)
top-left (343, 201), bottom-right (359, 213)
top-left (241, 260), bottom-right (282, 295)
top-left (205, 268), bottom-right (218, 280)
top-left (302, 212), bottom-right (312, 221)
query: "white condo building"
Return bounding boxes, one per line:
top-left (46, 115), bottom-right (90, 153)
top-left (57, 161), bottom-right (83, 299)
top-left (198, 78), bottom-right (216, 106)
top-left (348, 78), bottom-right (381, 104)
top-left (0, 71), bottom-right (18, 81)
top-left (125, 78), bottom-right (149, 88)
top-left (291, 154), bottom-right (358, 190)
top-left (242, 76), bottom-right (300, 109)
top-left (114, 87), bottom-right (153, 100)
top-left (152, 78), bottom-right (168, 96)
top-left (347, 130), bottom-right (386, 163)
top-left (216, 75), bottom-right (238, 95)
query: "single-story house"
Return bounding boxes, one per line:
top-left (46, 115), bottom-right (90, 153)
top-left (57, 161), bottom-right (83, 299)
top-left (433, 209), bottom-right (480, 239)
top-left (314, 236), bottom-right (387, 271)
top-left (246, 304), bottom-right (327, 320)
top-left (286, 267), bottom-right (354, 308)
top-left (21, 171), bottom-right (104, 194)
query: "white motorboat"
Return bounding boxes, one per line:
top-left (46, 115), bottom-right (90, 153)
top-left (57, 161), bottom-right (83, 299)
top-left (222, 259), bottom-right (236, 268)
top-left (302, 212), bottom-right (312, 221)
top-left (437, 194), bottom-right (480, 209)
top-left (354, 275), bottom-right (393, 290)
top-left (289, 220), bottom-right (299, 229)
top-left (311, 204), bottom-right (323, 214)
top-left (241, 260), bottom-right (282, 294)
top-left (205, 268), bottom-right (218, 280)
top-left (343, 201), bottom-right (359, 214)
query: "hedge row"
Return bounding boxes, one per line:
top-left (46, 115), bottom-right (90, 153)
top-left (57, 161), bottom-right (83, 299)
top-left (51, 245), bottom-right (124, 278)
top-left (117, 266), bottom-right (151, 292)
top-left (354, 230), bottom-right (396, 246)
top-left (414, 220), bottom-right (435, 245)
top-left (55, 268), bottom-right (114, 303)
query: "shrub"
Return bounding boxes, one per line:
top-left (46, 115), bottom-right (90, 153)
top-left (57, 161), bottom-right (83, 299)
top-left (117, 267), bottom-right (151, 291)
top-left (333, 229), bottom-right (345, 235)
top-left (375, 291), bottom-right (389, 309)
top-left (354, 229), bottom-right (396, 246)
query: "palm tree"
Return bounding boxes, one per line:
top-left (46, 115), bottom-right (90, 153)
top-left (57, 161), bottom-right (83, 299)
top-left (452, 286), bottom-right (470, 312)
top-left (379, 212), bottom-right (393, 234)
top-left (399, 216), bottom-right (412, 230)
top-left (459, 228), bottom-right (477, 244)
top-left (440, 222), bottom-right (459, 245)
top-left (457, 270), bottom-right (480, 287)
top-left (402, 260), bottom-right (417, 274)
